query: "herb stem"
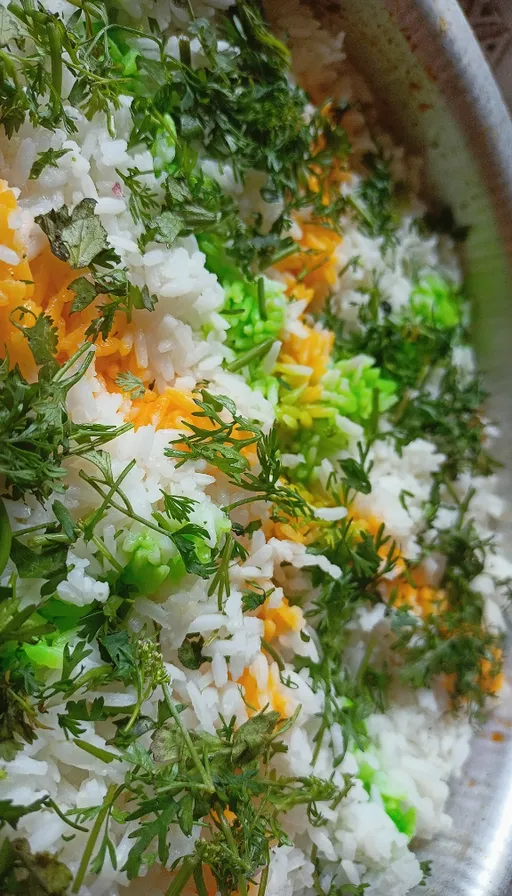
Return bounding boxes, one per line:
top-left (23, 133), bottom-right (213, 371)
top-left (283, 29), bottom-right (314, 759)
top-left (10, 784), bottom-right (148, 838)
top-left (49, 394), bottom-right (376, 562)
top-left (53, 342), bottom-right (92, 381)
top-left (82, 459), bottom-right (137, 536)
top-left (72, 783), bottom-right (117, 893)
top-left (311, 718), bottom-right (327, 766)
top-left (45, 797), bottom-right (89, 833)
top-left (261, 638), bottom-right (284, 671)
top-left (268, 244), bottom-right (297, 266)
top-left (162, 682), bottom-right (214, 792)
top-left (215, 803), bottom-right (249, 896)
top-left (311, 845), bottom-right (323, 896)
top-left (257, 849), bottom-right (270, 896)
top-left (356, 633), bottom-right (377, 684)
top-left (193, 863), bottom-right (209, 896)
top-left (122, 667), bottom-right (145, 734)
top-left (14, 522), bottom-right (57, 536)
top-left (165, 855), bottom-right (201, 896)
top-left (66, 423), bottom-right (134, 456)
top-left (227, 338), bottom-right (275, 373)
top-left (157, 781), bottom-right (218, 795)
top-left (222, 493), bottom-right (267, 512)
top-left (90, 534), bottom-right (124, 572)
top-left (257, 277), bottom-right (267, 320)
top-left (179, 37), bottom-right (191, 67)
top-left (48, 21), bottom-right (62, 116)
top-left (79, 472), bottom-right (174, 542)
top-left (368, 386), bottom-right (380, 441)
top-left (0, 50), bottom-right (20, 88)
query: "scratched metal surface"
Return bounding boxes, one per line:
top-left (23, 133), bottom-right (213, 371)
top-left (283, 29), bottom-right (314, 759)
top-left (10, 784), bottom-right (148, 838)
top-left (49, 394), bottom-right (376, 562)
top-left (311, 1), bottom-right (512, 893)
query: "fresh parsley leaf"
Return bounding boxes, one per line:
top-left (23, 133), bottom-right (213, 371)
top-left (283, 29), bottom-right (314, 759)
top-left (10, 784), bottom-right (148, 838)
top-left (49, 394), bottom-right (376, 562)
top-left (115, 168), bottom-right (159, 226)
top-left (115, 372), bottom-right (145, 400)
top-left (35, 199), bottom-right (110, 268)
top-left (29, 148), bottom-right (70, 180)
top-left (339, 454), bottom-right (372, 497)
top-left (0, 797), bottom-right (48, 831)
top-left (169, 525), bottom-right (216, 579)
top-left (123, 804), bottom-right (177, 880)
top-left (178, 634), bottom-right (210, 670)
top-left (161, 491), bottom-right (197, 524)
top-left (61, 641), bottom-right (92, 682)
top-left (69, 276), bottom-right (98, 313)
top-left (10, 539), bottom-right (68, 582)
top-left (231, 710), bottom-right (281, 765)
top-left (241, 583), bottom-right (271, 612)
top-left (355, 151), bottom-right (397, 243)
top-left (0, 344), bottom-right (129, 502)
top-left (138, 284), bottom-right (157, 312)
top-left (153, 210), bottom-right (183, 246)
top-left (98, 631), bottom-right (136, 683)
top-left (9, 310), bottom-right (58, 368)
top-left (52, 500), bottom-right (75, 540)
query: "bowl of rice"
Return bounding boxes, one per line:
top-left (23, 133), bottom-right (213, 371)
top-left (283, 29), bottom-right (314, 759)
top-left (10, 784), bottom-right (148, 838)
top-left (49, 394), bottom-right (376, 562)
top-left (0, 1), bottom-right (511, 895)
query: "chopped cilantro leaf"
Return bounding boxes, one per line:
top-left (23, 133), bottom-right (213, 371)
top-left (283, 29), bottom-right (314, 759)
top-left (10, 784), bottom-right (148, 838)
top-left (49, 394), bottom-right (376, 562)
top-left (115, 372), bottom-right (145, 400)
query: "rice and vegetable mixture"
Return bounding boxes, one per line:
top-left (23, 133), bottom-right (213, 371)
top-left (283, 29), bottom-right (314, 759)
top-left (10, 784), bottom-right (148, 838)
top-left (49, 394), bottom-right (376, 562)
top-left (0, 1), bottom-right (510, 894)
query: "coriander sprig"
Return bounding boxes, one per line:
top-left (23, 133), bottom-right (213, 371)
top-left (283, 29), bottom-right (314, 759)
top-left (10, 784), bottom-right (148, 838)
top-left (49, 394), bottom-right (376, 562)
top-left (167, 390), bottom-right (311, 521)
top-left (0, 317), bottom-right (130, 503)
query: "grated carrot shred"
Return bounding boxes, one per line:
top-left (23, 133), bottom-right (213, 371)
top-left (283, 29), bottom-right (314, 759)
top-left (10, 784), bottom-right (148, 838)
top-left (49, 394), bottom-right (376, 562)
top-left (259, 595), bottom-right (304, 641)
top-left (274, 222), bottom-right (341, 305)
top-left (279, 323), bottom-right (334, 386)
top-left (237, 664), bottom-right (291, 719)
top-left (129, 387), bottom-right (197, 430)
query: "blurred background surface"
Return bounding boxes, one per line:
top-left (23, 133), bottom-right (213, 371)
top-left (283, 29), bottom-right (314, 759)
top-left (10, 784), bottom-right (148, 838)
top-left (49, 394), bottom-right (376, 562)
top-left (461, 0), bottom-right (512, 106)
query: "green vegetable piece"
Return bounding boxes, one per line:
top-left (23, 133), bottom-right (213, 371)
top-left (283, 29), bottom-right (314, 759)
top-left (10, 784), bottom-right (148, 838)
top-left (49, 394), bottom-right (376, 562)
top-left (411, 276), bottom-right (461, 329)
top-left (357, 757), bottom-right (416, 839)
top-left (382, 794), bottom-right (417, 839)
top-left (125, 556), bottom-right (170, 593)
top-left (24, 632), bottom-right (70, 671)
top-left (322, 357), bottom-right (397, 424)
top-left (357, 759), bottom-right (375, 794)
top-left (277, 355), bottom-right (396, 478)
top-left (121, 532), bottom-right (173, 594)
top-left (221, 277), bottom-right (286, 381)
top-left (107, 35), bottom-right (140, 77)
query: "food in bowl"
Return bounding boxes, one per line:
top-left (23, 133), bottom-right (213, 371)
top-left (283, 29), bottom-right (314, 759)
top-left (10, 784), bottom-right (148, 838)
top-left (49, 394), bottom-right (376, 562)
top-left (0, 2), bottom-right (509, 895)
